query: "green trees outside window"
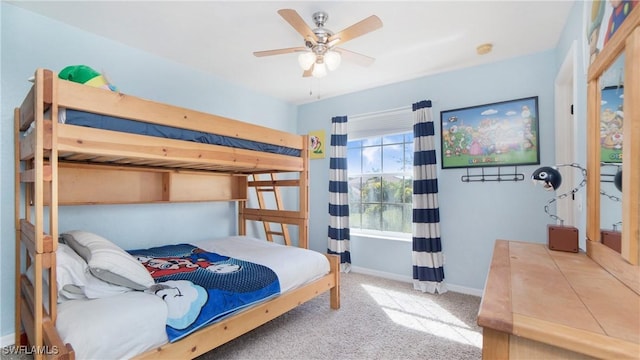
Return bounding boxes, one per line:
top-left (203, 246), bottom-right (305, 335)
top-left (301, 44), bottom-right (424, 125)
top-left (348, 132), bottom-right (413, 234)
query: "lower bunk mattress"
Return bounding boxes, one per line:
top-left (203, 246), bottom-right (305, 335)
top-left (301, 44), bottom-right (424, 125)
top-left (54, 235), bottom-right (330, 359)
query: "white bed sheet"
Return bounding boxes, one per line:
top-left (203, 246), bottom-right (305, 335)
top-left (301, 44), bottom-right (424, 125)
top-left (55, 236), bottom-right (329, 359)
top-left (57, 291), bottom-right (168, 360)
top-left (195, 235), bottom-right (330, 292)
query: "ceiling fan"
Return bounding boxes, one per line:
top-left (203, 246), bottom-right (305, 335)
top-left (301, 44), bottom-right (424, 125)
top-left (253, 9), bottom-right (383, 78)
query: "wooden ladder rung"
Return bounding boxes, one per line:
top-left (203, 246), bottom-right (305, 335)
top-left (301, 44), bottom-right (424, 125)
top-left (256, 188), bottom-right (275, 192)
top-left (20, 275), bottom-right (36, 313)
top-left (20, 219), bottom-right (55, 254)
top-left (252, 173), bottom-right (291, 245)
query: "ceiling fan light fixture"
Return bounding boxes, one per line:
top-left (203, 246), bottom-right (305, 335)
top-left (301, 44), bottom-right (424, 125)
top-left (257, 9), bottom-right (382, 80)
top-left (324, 51), bottom-right (341, 71)
top-left (298, 52), bottom-right (316, 70)
top-left (312, 62), bottom-right (328, 78)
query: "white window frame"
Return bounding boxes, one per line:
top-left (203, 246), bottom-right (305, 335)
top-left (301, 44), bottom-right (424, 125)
top-left (348, 107), bottom-right (413, 241)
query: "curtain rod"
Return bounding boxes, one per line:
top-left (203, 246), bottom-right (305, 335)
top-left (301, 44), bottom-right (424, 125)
top-left (349, 101), bottom-right (436, 121)
top-left (349, 105), bottom-right (412, 122)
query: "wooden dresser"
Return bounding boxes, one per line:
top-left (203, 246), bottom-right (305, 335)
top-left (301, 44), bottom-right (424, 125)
top-left (477, 240), bottom-right (640, 359)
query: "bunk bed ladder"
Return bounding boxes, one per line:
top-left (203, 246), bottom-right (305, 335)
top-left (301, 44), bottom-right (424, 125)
top-left (251, 173), bottom-right (291, 245)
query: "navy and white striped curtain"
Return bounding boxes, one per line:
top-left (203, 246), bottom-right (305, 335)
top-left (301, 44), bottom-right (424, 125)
top-left (328, 116), bottom-right (351, 272)
top-left (412, 101), bottom-right (447, 294)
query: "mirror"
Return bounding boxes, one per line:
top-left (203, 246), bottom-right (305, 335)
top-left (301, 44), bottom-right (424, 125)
top-left (586, 8), bottom-right (638, 294)
top-left (599, 54), bottom-right (624, 252)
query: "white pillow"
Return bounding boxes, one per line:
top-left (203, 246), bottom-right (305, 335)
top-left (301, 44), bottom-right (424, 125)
top-left (27, 243), bottom-right (132, 302)
top-left (56, 243), bottom-right (91, 300)
top-left (27, 243), bottom-right (87, 302)
top-left (60, 230), bottom-right (154, 291)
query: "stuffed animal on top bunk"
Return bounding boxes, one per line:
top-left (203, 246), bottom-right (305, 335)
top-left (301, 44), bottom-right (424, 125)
top-left (58, 64), bottom-right (118, 92)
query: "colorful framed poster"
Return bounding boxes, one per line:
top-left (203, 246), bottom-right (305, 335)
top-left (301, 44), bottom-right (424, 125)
top-left (585, 0), bottom-right (638, 65)
top-left (440, 96), bottom-right (540, 169)
top-left (309, 130), bottom-right (326, 159)
top-left (601, 86), bottom-right (624, 163)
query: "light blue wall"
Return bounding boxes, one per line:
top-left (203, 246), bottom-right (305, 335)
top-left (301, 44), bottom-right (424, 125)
top-left (299, 1), bottom-right (588, 293)
top-left (0, 3), bottom-right (297, 339)
top-left (299, 51), bottom-right (557, 290)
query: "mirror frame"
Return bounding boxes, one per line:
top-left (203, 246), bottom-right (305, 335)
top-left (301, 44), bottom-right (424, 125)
top-left (587, 8), bottom-right (640, 294)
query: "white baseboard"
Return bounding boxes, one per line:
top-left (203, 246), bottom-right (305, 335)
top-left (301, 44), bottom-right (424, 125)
top-left (350, 266), bottom-right (483, 297)
top-left (444, 283), bottom-right (484, 297)
top-left (1, 333), bottom-right (15, 348)
top-left (351, 265), bottom-right (413, 283)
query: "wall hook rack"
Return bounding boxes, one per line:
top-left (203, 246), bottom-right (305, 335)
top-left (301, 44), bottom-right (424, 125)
top-left (461, 166), bottom-right (525, 183)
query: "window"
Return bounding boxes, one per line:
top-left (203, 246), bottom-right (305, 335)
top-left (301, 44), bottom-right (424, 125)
top-left (347, 132), bottom-right (413, 237)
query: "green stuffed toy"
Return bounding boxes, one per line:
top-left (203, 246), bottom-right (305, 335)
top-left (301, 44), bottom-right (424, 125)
top-left (58, 65), bottom-right (118, 92)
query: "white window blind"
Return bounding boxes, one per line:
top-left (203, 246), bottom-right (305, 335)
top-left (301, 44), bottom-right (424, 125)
top-left (348, 106), bottom-right (413, 140)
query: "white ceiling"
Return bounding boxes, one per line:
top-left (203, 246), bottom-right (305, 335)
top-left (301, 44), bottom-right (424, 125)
top-left (10, 1), bottom-right (575, 105)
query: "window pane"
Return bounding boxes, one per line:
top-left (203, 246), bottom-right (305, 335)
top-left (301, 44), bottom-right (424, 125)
top-left (383, 133), bottom-right (404, 145)
top-left (382, 204), bottom-right (405, 232)
top-left (382, 144), bottom-right (405, 173)
top-left (403, 204), bottom-right (412, 233)
top-left (347, 140), bottom-right (362, 149)
top-left (349, 203), bottom-right (362, 229)
top-left (348, 176), bottom-right (362, 203)
top-left (362, 204), bottom-right (382, 231)
top-left (402, 176), bottom-right (413, 203)
top-left (347, 148), bottom-right (362, 175)
top-left (361, 176), bottom-right (381, 202)
top-left (362, 146), bottom-right (382, 173)
top-left (404, 132), bottom-right (414, 143)
top-left (362, 137), bottom-right (382, 146)
top-left (382, 176), bottom-right (403, 203)
top-left (404, 143), bottom-right (414, 172)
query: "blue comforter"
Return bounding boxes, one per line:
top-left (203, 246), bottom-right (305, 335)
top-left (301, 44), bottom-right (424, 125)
top-left (128, 244), bottom-right (280, 342)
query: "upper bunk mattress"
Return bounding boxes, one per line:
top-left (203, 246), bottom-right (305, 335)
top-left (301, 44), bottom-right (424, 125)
top-left (61, 109), bottom-right (301, 157)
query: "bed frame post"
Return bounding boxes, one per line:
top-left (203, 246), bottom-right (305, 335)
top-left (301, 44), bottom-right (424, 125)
top-left (14, 106), bottom-right (24, 347)
top-left (238, 200), bottom-right (247, 235)
top-left (48, 70), bottom-right (60, 322)
top-left (33, 68), bottom-right (45, 358)
top-left (327, 254), bottom-right (341, 309)
top-left (44, 69), bottom-right (60, 327)
top-left (15, 69), bottom-right (72, 360)
top-left (299, 135), bottom-right (310, 249)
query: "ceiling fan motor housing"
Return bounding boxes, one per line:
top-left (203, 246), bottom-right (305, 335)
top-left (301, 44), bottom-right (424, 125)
top-left (309, 11), bottom-right (333, 51)
top-left (312, 11), bottom-right (329, 27)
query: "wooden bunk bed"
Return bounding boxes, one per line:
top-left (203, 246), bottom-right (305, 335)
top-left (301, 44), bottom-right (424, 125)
top-left (14, 68), bottom-right (340, 360)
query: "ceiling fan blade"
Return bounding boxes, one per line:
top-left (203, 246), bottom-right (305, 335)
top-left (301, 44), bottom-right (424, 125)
top-left (334, 47), bottom-right (376, 67)
top-left (329, 15), bottom-right (382, 45)
top-left (253, 47), bottom-right (307, 57)
top-left (278, 9), bottom-right (317, 42)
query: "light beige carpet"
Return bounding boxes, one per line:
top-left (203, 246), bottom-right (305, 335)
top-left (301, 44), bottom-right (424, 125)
top-left (197, 272), bottom-right (482, 360)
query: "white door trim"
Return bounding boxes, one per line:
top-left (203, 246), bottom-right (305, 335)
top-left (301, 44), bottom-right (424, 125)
top-left (554, 40), bottom-right (579, 226)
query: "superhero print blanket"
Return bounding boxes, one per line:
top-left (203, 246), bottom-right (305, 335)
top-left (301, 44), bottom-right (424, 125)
top-left (128, 243), bottom-right (280, 342)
